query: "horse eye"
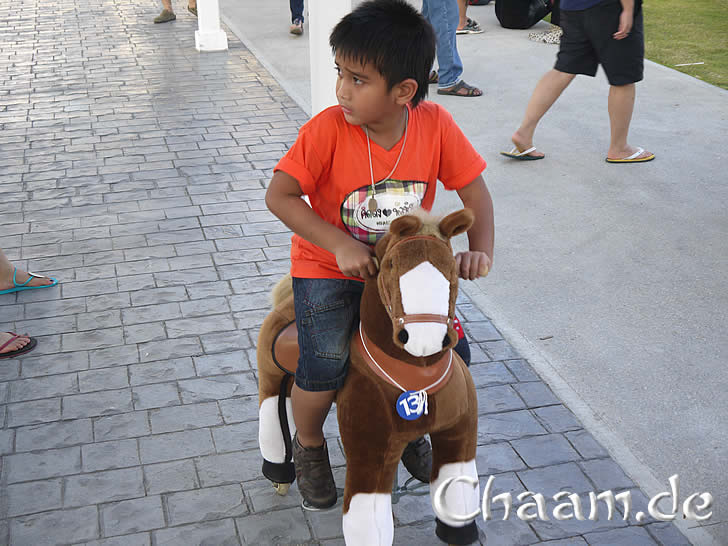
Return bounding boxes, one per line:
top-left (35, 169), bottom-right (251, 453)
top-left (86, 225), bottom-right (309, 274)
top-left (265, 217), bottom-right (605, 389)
top-left (398, 329), bottom-right (409, 344)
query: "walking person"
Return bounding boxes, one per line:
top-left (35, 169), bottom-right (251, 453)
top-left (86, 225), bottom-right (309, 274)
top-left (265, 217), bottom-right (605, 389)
top-left (154, 0), bottom-right (197, 23)
top-left (503, 0), bottom-right (654, 163)
top-left (423, 0), bottom-right (483, 96)
top-left (289, 0), bottom-right (304, 35)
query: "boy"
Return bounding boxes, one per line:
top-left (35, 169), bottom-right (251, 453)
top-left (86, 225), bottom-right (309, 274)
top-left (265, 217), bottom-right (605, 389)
top-left (265, 0), bottom-right (494, 510)
top-left (503, 0), bottom-right (654, 163)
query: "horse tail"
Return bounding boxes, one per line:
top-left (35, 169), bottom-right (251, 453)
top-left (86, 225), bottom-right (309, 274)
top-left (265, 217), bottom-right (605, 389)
top-left (272, 273), bottom-right (293, 306)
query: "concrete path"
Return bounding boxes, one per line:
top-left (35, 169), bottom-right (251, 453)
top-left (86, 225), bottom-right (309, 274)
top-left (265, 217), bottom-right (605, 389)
top-left (219, 1), bottom-right (728, 544)
top-left (0, 0), bottom-right (721, 545)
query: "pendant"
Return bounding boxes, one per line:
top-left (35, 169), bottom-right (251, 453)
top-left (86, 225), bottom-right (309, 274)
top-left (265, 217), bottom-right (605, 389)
top-left (368, 197), bottom-right (378, 212)
top-left (396, 390), bottom-right (424, 421)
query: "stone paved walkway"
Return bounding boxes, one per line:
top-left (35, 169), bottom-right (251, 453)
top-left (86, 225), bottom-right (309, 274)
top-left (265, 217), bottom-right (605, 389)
top-left (0, 0), bottom-right (691, 544)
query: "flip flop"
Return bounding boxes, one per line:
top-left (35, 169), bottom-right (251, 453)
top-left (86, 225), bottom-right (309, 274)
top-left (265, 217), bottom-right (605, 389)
top-left (428, 70), bottom-right (439, 84)
top-left (0, 268), bottom-right (59, 295)
top-left (500, 146), bottom-right (545, 160)
top-left (0, 333), bottom-right (37, 360)
top-left (437, 80), bottom-right (483, 97)
top-left (606, 147), bottom-right (655, 163)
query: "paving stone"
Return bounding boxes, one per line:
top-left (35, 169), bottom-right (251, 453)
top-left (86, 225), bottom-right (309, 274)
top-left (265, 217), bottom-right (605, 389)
top-left (138, 337), bottom-right (203, 362)
top-left (579, 458), bottom-right (636, 491)
top-left (90, 344), bottom-right (139, 368)
top-left (219, 395), bottom-right (259, 424)
top-left (4, 446), bottom-right (81, 483)
top-left (517, 462), bottom-right (594, 497)
top-left (513, 381), bottom-right (561, 407)
top-left (196, 450), bottom-right (264, 486)
top-left (124, 321), bottom-right (167, 344)
top-left (200, 330), bottom-right (252, 354)
top-left (464, 320), bottom-right (502, 342)
top-left (244, 478), bottom-right (303, 513)
top-left (179, 372), bottom-right (259, 404)
top-left (564, 431), bottom-right (610, 461)
top-left (534, 405), bottom-right (582, 433)
top-left (64, 467), bottom-right (144, 507)
top-left (153, 519), bottom-right (239, 546)
top-left (480, 340), bottom-right (521, 361)
top-left (477, 385), bottom-right (527, 414)
top-left (132, 382), bottom-right (181, 410)
top-left (9, 372), bottom-right (78, 402)
top-left (139, 429), bottom-right (215, 464)
top-left (79, 366), bottom-right (129, 392)
top-left (194, 350), bottom-right (250, 376)
top-left (167, 483), bottom-right (248, 526)
top-left (15, 419), bottom-right (93, 452)
top-left (236, 507), bottom-right (312, 545)
top-left (76, 532), bottom-right (152, 546)
top-left (144, 459), bottom-right (200, 495)
top-left (9, 506), bottom-right (98, 545)
top-left (100, 495), bottom-right (165, 537)
top-left (62, 327), bottom-right (124, 352)
top-left (511, 433), bottom-right (583, 467)
top-left (478, 410), bottom-right (547, 443)
top-left (150, 401), bottom-right (222, 433)
top-left (128, 357), bottom-right (196, 386)
top-left (6, 478), bottom-right (63, 517)
top-left (63, 388), bottom-right (133, 418)
top-left (6, 398), bottom-right (61, 427)
top-left (477, 509), bottom-right (540, 546)
top-left (211, 420), bottom-right (260, 453)
top-left (583, 525), bottom-right (658, 544)
top-left (468, 361), bottom-right (517, 387)
top-left (180, 296), bottom-right (231, 318)
top-left (82, 438), bottom-right (140, 472)
top-left (645, 521), bottom-right (692, 545)
top-left (475, 442), bottom-right (528, 475)
top-left (0, 428), bottom-right (14, 455)
top-left (94, 411), bottom-right (150, 442)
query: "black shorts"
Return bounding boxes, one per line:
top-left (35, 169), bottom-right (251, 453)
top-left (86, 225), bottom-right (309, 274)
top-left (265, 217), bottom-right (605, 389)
top-left (555, 0), bottom-right (644, 86)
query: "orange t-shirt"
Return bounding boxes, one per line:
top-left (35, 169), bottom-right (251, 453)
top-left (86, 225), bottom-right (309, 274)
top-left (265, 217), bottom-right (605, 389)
top-left (274, 101), bottom-right (487, 280)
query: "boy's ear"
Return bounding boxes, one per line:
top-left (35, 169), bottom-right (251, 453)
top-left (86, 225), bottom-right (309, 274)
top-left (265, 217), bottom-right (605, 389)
top-left (394, 78), bottom-right (418, 105)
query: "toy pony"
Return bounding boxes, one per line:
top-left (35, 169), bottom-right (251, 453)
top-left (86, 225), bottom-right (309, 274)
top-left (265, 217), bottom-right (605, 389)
top-left (257, 209), bottom-right (481, 545)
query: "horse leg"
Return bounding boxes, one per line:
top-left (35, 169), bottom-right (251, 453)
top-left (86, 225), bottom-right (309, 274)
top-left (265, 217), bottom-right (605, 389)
top-left (429, 409), bottom-right (480, 544)
top-left (258, 370), bottom-right (296, 494)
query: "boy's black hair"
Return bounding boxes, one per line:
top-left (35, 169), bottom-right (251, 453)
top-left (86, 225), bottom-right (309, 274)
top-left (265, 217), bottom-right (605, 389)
top-left (329, 0), bottom-right (436, 108)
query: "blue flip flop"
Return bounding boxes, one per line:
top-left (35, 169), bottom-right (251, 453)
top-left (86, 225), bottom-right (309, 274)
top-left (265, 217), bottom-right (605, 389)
top-left (0, 268), bottom-right (59, 295)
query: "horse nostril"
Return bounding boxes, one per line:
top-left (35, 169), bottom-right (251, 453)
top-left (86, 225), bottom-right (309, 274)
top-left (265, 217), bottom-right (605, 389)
top-left (442, 334), bottom-right (451, 348)
top-left (398, 329), bottom-right (409, 344)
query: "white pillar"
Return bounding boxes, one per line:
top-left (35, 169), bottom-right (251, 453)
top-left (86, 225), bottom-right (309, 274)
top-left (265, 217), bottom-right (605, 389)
top-left (195, 0), bottom-right (228, 52)
top-left (308, 0), bottom-right (352, 115)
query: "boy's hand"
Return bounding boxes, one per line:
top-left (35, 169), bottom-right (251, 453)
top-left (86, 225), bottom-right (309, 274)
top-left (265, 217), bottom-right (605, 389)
top-left (455, 251), bottom-right (491, 281)
top-left (335, 238), bottom-right (379, 279)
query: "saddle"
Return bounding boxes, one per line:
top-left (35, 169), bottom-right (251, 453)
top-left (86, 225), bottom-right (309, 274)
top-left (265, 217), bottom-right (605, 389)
top-left (271, 322), bottom-right (453, 395)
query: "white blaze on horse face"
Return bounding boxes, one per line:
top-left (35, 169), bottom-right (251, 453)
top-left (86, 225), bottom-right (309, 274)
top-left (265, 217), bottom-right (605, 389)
top-left (398, 261), bottom-right (449, 357)
top-left (258, 396), bottom-right (296, 463)
top-left (342, 493), bottom-right (393, 545)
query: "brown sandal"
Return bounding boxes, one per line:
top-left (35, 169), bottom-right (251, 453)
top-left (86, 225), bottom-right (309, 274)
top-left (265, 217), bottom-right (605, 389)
top-left (437, 80), bottom-right (482, 97)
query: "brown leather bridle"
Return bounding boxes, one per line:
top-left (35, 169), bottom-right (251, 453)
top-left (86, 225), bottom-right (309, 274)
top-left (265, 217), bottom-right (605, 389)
top-left (377, 235), bottom-right (455, 328)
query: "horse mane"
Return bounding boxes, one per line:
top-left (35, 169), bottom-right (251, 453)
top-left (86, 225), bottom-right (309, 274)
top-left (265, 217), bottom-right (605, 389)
top-left (271, 273), bottom-right (293, 306)
top-left (408, 208), bottom-right (448, 241)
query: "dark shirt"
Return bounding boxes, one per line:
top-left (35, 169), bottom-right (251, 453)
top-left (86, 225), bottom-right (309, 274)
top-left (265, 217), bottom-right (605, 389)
top-left (560, 0), bottom-right (603, 10)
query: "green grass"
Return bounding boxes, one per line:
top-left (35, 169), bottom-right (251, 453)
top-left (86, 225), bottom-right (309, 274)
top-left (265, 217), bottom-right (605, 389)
top-left (643, 0), bottom-right (728, 89)
top-left (544, 1), bottom-right (728, 89)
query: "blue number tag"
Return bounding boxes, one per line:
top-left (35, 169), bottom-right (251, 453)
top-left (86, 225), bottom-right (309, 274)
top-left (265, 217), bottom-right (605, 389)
top-left (396, 390), bottom-right (424, 421)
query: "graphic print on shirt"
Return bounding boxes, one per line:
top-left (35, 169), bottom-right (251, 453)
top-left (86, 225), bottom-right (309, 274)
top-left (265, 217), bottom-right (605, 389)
top-left (340, 178), bottom-right (427, 244)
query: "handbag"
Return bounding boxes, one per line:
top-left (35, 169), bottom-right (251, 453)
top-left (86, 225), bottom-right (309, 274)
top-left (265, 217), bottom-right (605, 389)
top-left (495, 0), bottom-right (553, 29)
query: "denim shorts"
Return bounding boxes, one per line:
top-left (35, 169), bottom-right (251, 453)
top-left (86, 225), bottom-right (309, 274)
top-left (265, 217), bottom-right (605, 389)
top-left (292, 277), bottom-right (365, 392)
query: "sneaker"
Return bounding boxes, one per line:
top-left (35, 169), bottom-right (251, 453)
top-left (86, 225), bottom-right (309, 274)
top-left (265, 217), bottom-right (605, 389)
top-left (154, 9), bottom-right (176, 23)
top-left (401, 436), bottom-right (432, 483)
top-left (293, 432), bottom-right (337, 509)
top-left (290, 18), bottom-right (304, 35)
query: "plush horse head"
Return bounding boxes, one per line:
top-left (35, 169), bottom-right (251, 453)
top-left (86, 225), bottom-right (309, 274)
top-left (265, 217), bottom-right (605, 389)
top-left (361, 208), bottom-right (474, 360)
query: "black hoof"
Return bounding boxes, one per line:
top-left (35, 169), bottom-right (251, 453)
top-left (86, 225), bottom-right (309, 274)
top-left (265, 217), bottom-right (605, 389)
top-left (262, 459), bottom-right (295, 484)
top-left (435, 518), bottom-right (479, 545)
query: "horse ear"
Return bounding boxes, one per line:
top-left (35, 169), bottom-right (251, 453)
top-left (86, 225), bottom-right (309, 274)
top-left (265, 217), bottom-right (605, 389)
top-left (439, 208), bottom-right (474, 239)
top-left (389, 214), bottom-right (423, 237)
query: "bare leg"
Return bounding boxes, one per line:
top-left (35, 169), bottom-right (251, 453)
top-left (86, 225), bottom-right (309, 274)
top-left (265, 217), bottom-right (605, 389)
top-left (291, 384), bottom-right (336, 447)
top-left (0, 249), bottom-right (55, 292)
top-left (606, 83), bottom-right (652, 160)
top-left (511, 69), bottom-right (576, 158)
top-left (188, 0), bottom-right (196, 10)
top-left (161, 0), bottom-right (174, 12)
top-left (457, 0), bottom-right (468, 29)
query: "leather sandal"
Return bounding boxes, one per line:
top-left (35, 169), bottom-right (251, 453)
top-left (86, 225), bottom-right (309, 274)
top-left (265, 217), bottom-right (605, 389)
top-left (437, 80), bottom-right (483, 97)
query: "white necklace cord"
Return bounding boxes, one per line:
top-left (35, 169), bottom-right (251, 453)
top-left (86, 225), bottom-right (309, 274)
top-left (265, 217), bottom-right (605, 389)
top-left (365, 107), bottom-right (409, 196)
top-left (358, 322), bottom-right (452, 416)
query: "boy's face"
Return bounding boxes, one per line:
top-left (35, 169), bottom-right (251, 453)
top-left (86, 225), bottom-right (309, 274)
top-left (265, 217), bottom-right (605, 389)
top-left (334, 54), bottom-right (401, 128)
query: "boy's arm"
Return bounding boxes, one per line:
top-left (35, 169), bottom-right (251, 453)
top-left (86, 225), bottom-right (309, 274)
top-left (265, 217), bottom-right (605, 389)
top-left (265, 171), bottom-right (379, 279)
top-left (455, 174), bottom-right (495, 281)
top-left (614, 0), bottom-right (635, 40)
